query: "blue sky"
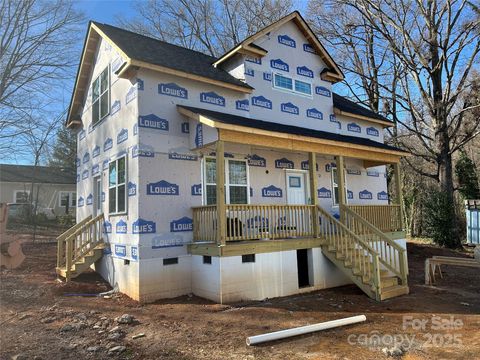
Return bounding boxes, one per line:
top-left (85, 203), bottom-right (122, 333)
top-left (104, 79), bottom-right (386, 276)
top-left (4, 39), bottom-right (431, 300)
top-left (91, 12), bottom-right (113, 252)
top-left (74, 0), bottom-right (136, 24)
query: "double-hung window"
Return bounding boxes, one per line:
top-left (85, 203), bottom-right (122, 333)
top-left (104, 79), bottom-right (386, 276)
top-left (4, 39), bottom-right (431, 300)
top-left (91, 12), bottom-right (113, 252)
top-left (109, 156), bottom-right (126, 214)
top-left (203, 158), bottom-right (249, 205)
top-left (59, 191), bottom-right (76, 207)
top-left (92, 66), bottom-right (110, 125)
top-left (273, 73), bottom-right (312, 96)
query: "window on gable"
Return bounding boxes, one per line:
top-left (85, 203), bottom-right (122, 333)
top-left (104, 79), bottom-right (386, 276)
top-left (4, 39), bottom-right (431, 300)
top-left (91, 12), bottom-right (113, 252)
top-left (273, 73), bottom-right (312, 96)
top-left (92, 66), bottom-right (110, 125)
top-left (203, 157), bottom-right (249, 205)
top-left (109, 156), bottom-right (127, 214)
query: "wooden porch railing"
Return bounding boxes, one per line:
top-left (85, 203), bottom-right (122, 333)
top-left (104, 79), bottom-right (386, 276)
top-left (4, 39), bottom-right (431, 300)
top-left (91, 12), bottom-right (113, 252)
top-left (346, 205), bottom-right (403, 232)
top-left (340, 205), bottom-right (408, 284)
top-left (192, 204), bottom-right (316, 242)
top-left (56, 213), bottom-right (105, 280)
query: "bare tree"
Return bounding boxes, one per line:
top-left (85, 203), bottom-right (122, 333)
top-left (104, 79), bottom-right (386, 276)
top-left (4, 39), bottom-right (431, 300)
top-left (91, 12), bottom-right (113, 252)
top-left (0, 0), bottom-right (83, 155)
top-left (116, 0), bottom-right (293, 57)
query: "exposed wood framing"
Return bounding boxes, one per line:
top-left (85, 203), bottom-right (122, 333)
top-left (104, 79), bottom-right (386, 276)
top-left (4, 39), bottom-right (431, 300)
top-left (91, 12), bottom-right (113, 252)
top-left (215, 140), bottom-right (227, 246)
top-left (308, 152), bottom-right (319, 237)
top-left (393, 163), bottom-right (405, 231)
top-left (333, 109), bottom-right (393, 128)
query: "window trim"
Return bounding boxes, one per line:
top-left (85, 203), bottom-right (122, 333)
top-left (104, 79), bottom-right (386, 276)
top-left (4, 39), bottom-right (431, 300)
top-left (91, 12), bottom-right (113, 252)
top-left (202, 156), bottom-right (250, 206)
top-left (272, 72), bottom-right (313, 98)
top-left (108, 155), bottom-right (128, 215)
top-left (58, 191), bottom-right (76, 208)
top-left (91, 65), bottom-right (111, 126)
top-left (14, 190), bottom-right (30, 203)
top-left (331, 167), bottom-right (348, 207)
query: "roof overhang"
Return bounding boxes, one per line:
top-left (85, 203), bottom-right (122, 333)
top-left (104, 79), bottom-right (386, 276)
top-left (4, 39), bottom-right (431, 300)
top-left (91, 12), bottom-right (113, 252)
top-left (213, 11), bottom-right (344, 83)
top-left (333, 108), bottom-right (394, 128)
top-left (177, 106), bottom-right (408, 167)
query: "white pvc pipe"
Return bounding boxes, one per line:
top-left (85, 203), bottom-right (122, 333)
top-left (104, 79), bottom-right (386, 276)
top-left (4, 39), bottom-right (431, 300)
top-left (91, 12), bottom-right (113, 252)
top-left (246, 314), bottom-right (366, 346)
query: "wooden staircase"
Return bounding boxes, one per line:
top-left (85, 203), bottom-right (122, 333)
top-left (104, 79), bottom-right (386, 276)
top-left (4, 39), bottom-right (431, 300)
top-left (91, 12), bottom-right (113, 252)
top-left (317, 206), bottom-right (409, 301)
top-left (56, 214), bottom-right (105, 281)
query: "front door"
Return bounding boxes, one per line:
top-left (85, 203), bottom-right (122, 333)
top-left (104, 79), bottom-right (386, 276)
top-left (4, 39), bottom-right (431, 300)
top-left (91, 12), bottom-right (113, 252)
top-left (286, 172), bottom-right (307, 205)
top-left (93, 176), bottom-right (102, 216)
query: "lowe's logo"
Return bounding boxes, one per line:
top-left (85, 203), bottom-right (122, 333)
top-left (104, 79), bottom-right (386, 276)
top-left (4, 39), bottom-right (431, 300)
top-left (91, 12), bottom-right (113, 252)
top-left (297, 66), bottom-right (314, 78)
top-left (191, 184), bottom-right (202, 196)
top-left (132, 218), bottom-right (156, 234)
top-left (104, 221), bottom-right (112, 233)
top-left (270, 58), bottom-right (289, 72)
top-left (247, 154), bottom-right (266, 167)
top-left (139, 114), bottom-right (169, 131)
top-left (359, 190), bottom-right (373, 200)
top-left (246, 56), bottom-right (261, 65)
top-left (111, 100), bottom-right (121, 115)
top-left (263, 72), bottom-right (272, 81)
top-left (91, 164), bottom-right (100, 176)
top-left (325, 163), bottom-right (336, 172)
top-left (137, 78), bottom-right (144, 91)
top-left (92, 145), bottom-right (101, 158)
top-left (152, 234), bottom-right (184, 249)
top-left (128, 182), bottom-right (137, 196)
top-left (77, 196), bottom-right (84, 207)
top-left (278, 34), bottom-right (296, 48)
top-left (181, 122), bottom-right (189, 133)
top-left (83, 152), bottom-right (90, 164)
top-left (245, 67), bottom-right (254, 77)
top-left (200, 91), bottom-right (225, 107)
top-left (117, 128), bottom-right (128, 144)
top-left (195, 124), bottom-right (203, 147)
top-left (86, 193), bottom-right (93, 205)
top-left (303, 43), bottom-right (316, 53)
top-left (104, 138), bottom-right (113, 152)
top-left (306, 108), bottom-right (323, 120)
top-left (147, 180), bottom-right (179, 195)
top-left (170, 217), bottom-right (193, 232)
top-left (102, 159), bottom-right (109, 170)
top-left (114, 245), bottom-right (126, 257)
top-left (158, 82), bottom-right (188, 99)
top-left (251, 95), bottom-right (272, 110)
top-left (316, 86), bottom-right (331, 97)
top-left (367, 127), bottom-right (379, 137)
top-left (111, 57), bottom-right (123, 73)
top-left (116, 220), bottom-right (127, 234)
top-left (317, 187), bottom-right (332, 198)
top-left (281, 102), bottom-right (299, 115)
top-left (275, 157), bottom-right (294, 169)
top-left (348, 190), bottom-right (354, 199)
top-left (168, 152), bottom-right (198, 161)
top-left (236, 99), bottom-right (249, 111)
top-left (131, 246), bottom-right (138, 260)
top-left (247, 216), bottom-right (269, 229)
top-left (82, 169), bottom-right (89, 180)
top-left (367, 170), bottom-right (379, 177)
top-left (301, 160), bottom-right (318, 171)
top-left (132, 144), bottom-right (154, 158)
top-left (377, 191), bottom-right (389, 200)
top-left (347, 169), bottom-right (361, 175)
top-left (126, 86), bottom-right (137, 104)
top-left (347, 123), bottom-right (361, 133)
top-left (262, 185), bottom-right (282, 198)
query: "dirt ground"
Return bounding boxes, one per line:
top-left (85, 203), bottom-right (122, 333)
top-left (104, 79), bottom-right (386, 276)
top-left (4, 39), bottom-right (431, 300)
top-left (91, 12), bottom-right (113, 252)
top-left (1, 239), bottom-right (479, 360)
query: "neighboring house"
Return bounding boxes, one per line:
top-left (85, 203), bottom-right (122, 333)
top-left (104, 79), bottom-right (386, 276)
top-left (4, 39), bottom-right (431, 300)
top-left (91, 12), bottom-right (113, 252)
top-left (0, 164), bottom-right (76, 217)
top-left (62, 11), bottom-right (410, 303)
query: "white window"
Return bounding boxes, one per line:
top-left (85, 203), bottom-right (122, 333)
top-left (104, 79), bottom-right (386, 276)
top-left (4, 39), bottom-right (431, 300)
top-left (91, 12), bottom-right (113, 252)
top-left (331, 167), bottom-right (348, 206)
top-left (109, 156), bottom-right (127, 214)
top-left (203, 157), bottom-right (249, 205)
top-left (59, 191), bottom-right (76, 207)
top-left (273, 73), bottom-right (312, 96)
top-left (14, 190), bottom-right (30, 203)
top-left (92, 66), bottom-right (110, 125)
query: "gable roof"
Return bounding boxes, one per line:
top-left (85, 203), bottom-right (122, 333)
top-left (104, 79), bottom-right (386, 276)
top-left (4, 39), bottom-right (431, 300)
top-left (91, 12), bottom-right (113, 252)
top-left (177, 105), bottom-right (405, 155)
top-left (213, 11), bottom-right (344, 83)
top-left (332, 93), bottom-right (392, 126)
top-left (0, 164), bottom-right (76, 185)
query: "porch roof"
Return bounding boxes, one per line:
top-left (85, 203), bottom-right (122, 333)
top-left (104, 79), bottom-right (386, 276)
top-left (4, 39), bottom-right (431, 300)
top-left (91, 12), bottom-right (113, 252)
top-left (178, 105), bottom-right (407, 156)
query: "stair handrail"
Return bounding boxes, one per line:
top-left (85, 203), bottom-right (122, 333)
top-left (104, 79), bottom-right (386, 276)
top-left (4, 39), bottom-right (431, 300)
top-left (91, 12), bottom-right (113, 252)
top-left (317, 205), bottom-right (382, 292)
top-left (340, 204), bottom-right (408, 284)
top-left (57, 213), bottom-right (105, 280)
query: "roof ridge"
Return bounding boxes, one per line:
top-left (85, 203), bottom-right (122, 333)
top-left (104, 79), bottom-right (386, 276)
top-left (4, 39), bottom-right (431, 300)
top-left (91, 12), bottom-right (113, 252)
top-left (91, 21), bottom-right (217, 61)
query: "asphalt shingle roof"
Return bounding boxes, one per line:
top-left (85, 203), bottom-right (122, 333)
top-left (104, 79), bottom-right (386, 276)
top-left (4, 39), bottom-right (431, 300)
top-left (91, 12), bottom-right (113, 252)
top-left (92, 22), bottom-right (253, 91)
top-left (332, 93), bottom-right (391, 124)
top-left (0, 165), bottom-right (76, 185)
top-left (178, 105), bottom-right (404, 153)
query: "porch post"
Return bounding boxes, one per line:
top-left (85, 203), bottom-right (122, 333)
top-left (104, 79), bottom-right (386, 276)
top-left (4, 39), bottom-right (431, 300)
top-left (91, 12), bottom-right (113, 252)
top-left (393, 162), bottom-right (405, 231)
top-left (215, 140), bottom-right (226, 246)
top-left (308, 152), bottom-right (319, 237)
top-left (336, 156), bottom-right (346, 219)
